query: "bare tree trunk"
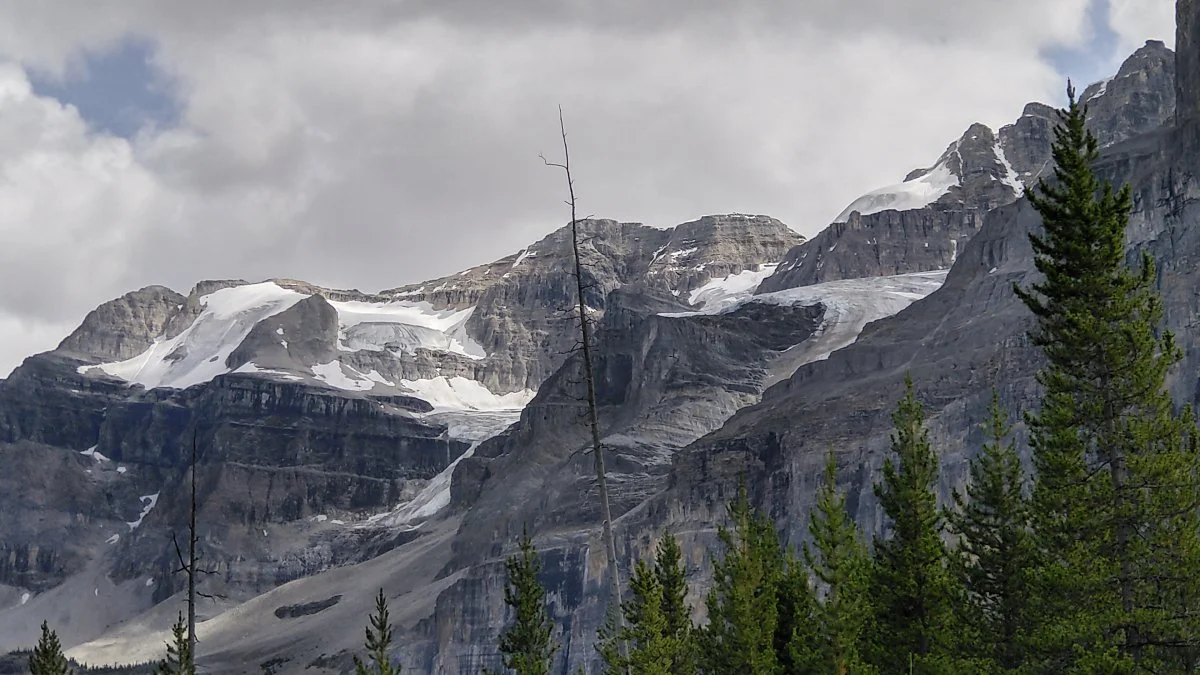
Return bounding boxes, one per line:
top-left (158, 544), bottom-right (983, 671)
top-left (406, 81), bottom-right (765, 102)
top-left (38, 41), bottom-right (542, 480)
top-left (543, 106), bottom-right (625, 643)
top-left (188, 432), bottom-right (198, 656)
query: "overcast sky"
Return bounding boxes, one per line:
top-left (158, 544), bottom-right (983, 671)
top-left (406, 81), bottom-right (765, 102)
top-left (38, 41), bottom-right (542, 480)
top-left (0, 0), bottom-right (1176, 376)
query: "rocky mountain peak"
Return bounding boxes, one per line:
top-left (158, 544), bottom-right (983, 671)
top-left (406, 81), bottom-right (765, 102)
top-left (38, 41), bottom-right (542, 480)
top-left (1179, 0), bottom-right (1200, 123)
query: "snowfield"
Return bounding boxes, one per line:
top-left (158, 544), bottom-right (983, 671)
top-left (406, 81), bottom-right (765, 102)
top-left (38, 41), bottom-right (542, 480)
top-left (663, 270), bottom-right (949, 364)
top-left (834, 162), bottom-right (959, 223)
top-left (687, 263), bottom-right (779, 312)
top-left (79, 282), bottom-right (308, 390)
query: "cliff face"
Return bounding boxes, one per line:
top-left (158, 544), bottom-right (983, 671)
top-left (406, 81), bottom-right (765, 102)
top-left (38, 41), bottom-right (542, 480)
top-left (758, 41), bottom-right (1175, 294)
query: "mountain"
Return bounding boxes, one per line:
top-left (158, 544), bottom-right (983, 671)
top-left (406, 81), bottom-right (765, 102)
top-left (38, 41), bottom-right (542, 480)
top-left (757, 39), bottom-right (1175, 293)
top-left (0, 15), bottom-right (1189, 675)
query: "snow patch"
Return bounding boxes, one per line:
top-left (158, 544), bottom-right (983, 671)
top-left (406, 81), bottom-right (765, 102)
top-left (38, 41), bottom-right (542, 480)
top-left (80, 446), bottom-right (110, 462)
top-left (116, 466), bottom-right (127, 474)
top-left (330, 300), bottom-right (485, 360)
top-left (687, 264), bottom-right (780, 312)
top-left (994, 141), bottom-right (1025, 196)
top-left (126, 493), bottom-right (160, 532)
top-left (400, 376), bottom-right (536, 412)
top-left (80, 282), bottom-right (308, 390)
top-left (106, 534), bottom-right (120, 545)
top-left (365, 443), bottom-right (479, 528)
top-left (834, 162), bottom-right (959, 223)
top-left (232, 362), bottom-right (303, 381)
top-left (145, 578), bottom-right (154, 587)
top-left (662, 271), bottom-right (948, 363)
top-left (511, 248), bottom-right (537, 267)
top-left (20, 592), bottom-right (29, 605)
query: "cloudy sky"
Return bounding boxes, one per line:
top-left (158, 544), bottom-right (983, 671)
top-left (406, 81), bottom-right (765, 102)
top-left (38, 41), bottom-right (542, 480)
top-left (0, 0), bottom-right (1176, 376)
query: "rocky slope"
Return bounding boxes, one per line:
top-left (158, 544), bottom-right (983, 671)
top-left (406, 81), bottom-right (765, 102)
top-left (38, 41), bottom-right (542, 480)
top-left (0, 14), bottom-right (1195, 675)
top-left (0, 214), bottom-right (802, 660)
top-left (757, 40), bottom-right (1175, 293)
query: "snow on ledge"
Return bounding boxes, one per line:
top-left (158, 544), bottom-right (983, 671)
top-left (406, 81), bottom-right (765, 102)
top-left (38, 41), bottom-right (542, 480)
top-left (833, 162), bottom-right (959, 224)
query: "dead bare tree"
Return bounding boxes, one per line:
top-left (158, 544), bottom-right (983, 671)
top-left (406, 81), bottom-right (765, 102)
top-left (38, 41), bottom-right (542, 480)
top-left (540, 106), bottom-right (625, 644)
top-left (172, 430), bottom-right (219, 666)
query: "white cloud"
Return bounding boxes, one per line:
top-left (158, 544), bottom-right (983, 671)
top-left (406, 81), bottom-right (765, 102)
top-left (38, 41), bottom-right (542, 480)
top-left (0, 0), bottom-right (1140, 376)
top-left (1110, 0), bottom-right (1177, 56)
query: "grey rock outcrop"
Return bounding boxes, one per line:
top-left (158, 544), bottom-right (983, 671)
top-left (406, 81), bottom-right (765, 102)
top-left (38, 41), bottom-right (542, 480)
top-left (1179, 0), bottom-right (1200, 123)
top-left (758, 43), bottom-right (1175, 294)
top-left (57, 287), bottom-right (185, 362)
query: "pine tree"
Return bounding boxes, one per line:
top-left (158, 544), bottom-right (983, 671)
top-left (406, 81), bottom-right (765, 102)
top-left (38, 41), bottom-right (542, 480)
top-left (600, 532), bottom-right (696, 675)
top-left (354, 588), bottom-right (399, 675)
top-left (804, 451), bottom-right (876, 675)
top-left (156, 613), bottom-right (194, 675)
top-left (29, 621), bottom-right (73, 675)
top-left (493, 526), bottom-right (556, 675)
top-left (600, 560), bottom-right (675, 675)
top-left (699, 482), bottom-right (781, 675)
top-left (869, 376), bottom-right (957, 674)
top-left (1015, 83), bottom-right (1200, 672)
top-left (946, 391), bottom-right (1031, 671)
top-left (653, 532), bottom-right (693, 670)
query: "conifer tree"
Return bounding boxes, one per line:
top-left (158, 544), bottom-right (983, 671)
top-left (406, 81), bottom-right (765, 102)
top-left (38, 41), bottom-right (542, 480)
top-left (653, 532), bottom-right (693, 670)
top-left (804, 451), bottom-right (876, 675)
top-left (946, 391), bottom-right (1031, 671)
top-left (354, 588), bottom-right (399, 675)
top-left (600, 532), bottom-right (695, 675)
top-left (156, 613), bottom-right (194, 675)
top-left (1015, 83), bottom-right (1200, 672)
top-left (699, 482), bottom-right (781, 675)
top-left (29, 621), bottom-right (73, 675)
top-left (869, 376), bottom-right (957, 674)
top-left (493, 526), bottom-right (556, 675)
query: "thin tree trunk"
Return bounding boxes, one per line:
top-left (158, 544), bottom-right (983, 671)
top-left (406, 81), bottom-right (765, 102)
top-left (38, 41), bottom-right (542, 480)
top-left (188, 431), bottom-right (198, 656)
top-left (546, 106), bottom-right (625, 642)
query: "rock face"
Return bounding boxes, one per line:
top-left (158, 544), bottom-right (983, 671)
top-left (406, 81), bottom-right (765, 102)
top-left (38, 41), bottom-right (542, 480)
top-left (1180, 0), bottom-right (1200, 123)
top-left (0, 214), bottom-right (800, 659)
top-left (1, 29), bottom-right (1195, 675)
top-left (758, 43), bottom-right (1175, 293)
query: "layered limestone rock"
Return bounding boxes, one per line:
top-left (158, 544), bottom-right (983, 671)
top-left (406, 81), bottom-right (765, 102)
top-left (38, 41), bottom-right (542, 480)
top-left (1179, 0), bottom-right (1200, 123)
top-left (759, 43), bottom-right (1175, 293)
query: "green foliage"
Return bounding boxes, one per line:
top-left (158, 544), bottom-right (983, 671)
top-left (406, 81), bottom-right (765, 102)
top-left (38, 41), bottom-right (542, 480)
top-left (599, 532), bottom-right (696, 675)
top-left (699, 482), bottom-right (781, 675)
top-left (869, 376), bottom-right (958, 673)
top-left (804, 451), bottom-right (876, 675)
top-left (493, 526), bottom-right (556, 675)
top-left (29, 621), bottom-right (73, 675)
top-left (155, 614), bottom-right (194, 675)
top-left (699, 481), bottom-right (819, 675)
top-left (354, 589), bottom-right (399, 675)
top-left (946, 392), bottom-right (1032, 671)
top-left (1015, 83), bottom-right (1200, 672)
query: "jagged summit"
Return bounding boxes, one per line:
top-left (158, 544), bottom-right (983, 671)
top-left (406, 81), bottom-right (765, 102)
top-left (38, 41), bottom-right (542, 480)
top-left (756, 42), bottom-right (1175, 294)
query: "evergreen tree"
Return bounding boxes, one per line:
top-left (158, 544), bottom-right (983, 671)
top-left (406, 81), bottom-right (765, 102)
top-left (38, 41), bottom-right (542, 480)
top-left (946, 391), bottom-right (1031, 671)
top-left (29, 621), bottom-right (73, 675)
top-left (869, 376), bottom-right (957, 674)
top-left (1015, 83), bottom-right (1200, 672)
top-left (156, 613), bottom-right (194, 675)
top-left (493, 526), bottom-right (556, 675)
top-left (699, 482), bottom-right (780, 675)
top-left (354, 588), bottom-right (399, 675)
top-left (600, 532), bottom-right (695, 675)
top-left (804, 451), bottom-right (876, 675)
top-left (699, 481), bottom-right (818, 675)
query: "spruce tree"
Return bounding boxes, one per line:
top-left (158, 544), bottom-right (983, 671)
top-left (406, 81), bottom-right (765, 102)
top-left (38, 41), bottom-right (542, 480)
top-left (156, 613), bottom-right (195, 675)
top-left (946, 391), bottom-right (1031, 671)
top-left (354, 588), bottom-right (399, 675)
top-left (599, 560), bottom-right (675, 675)
top-left (804, 451), bottom-right (876, 675)
top-left (1015, 83), bottom-right (1200, 672)
top-left (493, 526), bottom-right (556, 675)
top-left (869, 376), bottom-right (957, 674)
top-left (29, 621), bottom-right (73, 675)
top-left (699, 482), bottom-right (781, 675)
top-left (600, 532), bottom-right (695, 675)
top-left (653, 533), bottom-right (691, 652)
